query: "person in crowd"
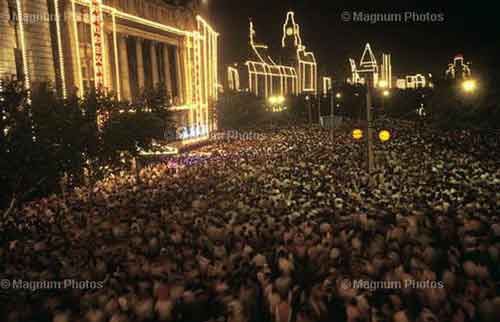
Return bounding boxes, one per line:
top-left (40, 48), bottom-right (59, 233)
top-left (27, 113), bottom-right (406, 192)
top-left (1, 121), bottom-right (499, 322)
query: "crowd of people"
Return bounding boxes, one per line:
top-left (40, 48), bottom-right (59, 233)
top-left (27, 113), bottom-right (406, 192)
top-left (1, 121), bottom-right (499, 322)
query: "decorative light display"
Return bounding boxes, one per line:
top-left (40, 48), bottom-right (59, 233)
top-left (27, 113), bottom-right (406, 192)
top-left (281, 11), bottom-right (302, 48)
top-left (70, 0), bottom-right (219, 139)
top-left (72, 0), bottom-right (84, 95)
top-left (196, 15), bottom-right (219, 134)
top-left (348, 58), bottom-right (362, 84)
top-left (247, 20), bottom-right (298, 98)
top-left (380, 53), bottom-right (392, 89)
top-left (269, 95), bottom-right (285, 105)
top-left (297, 45), bottom-right (317, 93)
top-left (446, 54), bottom-right (472, 80)
top-left (357, 43), bottom-right (379, 85)
top-left (322, 77), bottom-right (332, 96)
top-left (111, 12), bottom-right (121, 100)
top-left (404, 74), bottom-right (426, 89)
top-left (54, 0), bottom-right (67, 98)
top-left (246, 11), bottom-right (317, 99)
top-left (89, 0), bottom-right (105, 88)
top-left (417, 103), bottom-right (426, 117)
top-left (378, 80), bottom-right (388, 88)
top-left (15, 0), bottom-right (30, 91)
top-left (139, 144), bottom-right (179, 157)
top-left (352, 129), bottom-right (363, 140)
top-left (228, 66), bottom-right (240, 91)
top-left (396, 79), bottom-right (407, 89)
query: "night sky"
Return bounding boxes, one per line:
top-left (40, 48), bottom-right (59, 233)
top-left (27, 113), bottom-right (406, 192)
top-left (209, 1), bottom-right (499, 82)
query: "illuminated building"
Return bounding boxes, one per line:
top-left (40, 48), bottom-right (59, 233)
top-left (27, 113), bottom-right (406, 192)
top-left (227, 65), bottom-right (240, 91)
top-left (0, 0), bottom-right (219, 138)
top-left (446, 54), bottom-right (472, 79)
top-left (227, 11), bottom-right (318, 99)
top-left (396, 74), bottom-right (426, 89)
top-left (348, 43), bottom-right (380, 87)
top-left (357, 43), bottom-right (379, 86)
top-left (348, 58), bottom-right (362, 85)
top-left (380, 53), bottom-right (392, 88)
top-left (396, 78), bottom-right (407, 90)
top-left (322, 77), bottom-right (332, 96)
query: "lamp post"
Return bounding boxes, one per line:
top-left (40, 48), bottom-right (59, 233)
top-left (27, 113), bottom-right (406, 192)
top-left (365, 79), bottom-right (375, 174)
top-left (306, 95), bottom-right (312, 125)
top-left (378, 80), bottom-right (389, 115)
top-left (382, 89), bottom-right (390, 113)
top-left (317, 92), bottom-right (322, 124)
top-left (330, 89), bottom-right (334, 138)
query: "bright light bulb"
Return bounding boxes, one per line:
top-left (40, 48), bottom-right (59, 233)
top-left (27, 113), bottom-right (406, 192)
top-left (378, 80), bottom-right (388, 88)
top-left (462, 79), bottom-right (477, 93)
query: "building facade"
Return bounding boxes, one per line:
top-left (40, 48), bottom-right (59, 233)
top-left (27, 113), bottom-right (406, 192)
top-left (226, 11), bottom-right (318, 99)
top-left (0, 0), bottom-right (219, 137)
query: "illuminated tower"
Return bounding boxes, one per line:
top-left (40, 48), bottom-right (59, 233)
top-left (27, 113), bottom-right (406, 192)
top-left (380, 53), bottom-right (392, 88)
top-left (446, 54), bottom-right (472, 79)
top-left (357, 43), bottom-right (379, 86)
top-left (348, 58), bottom-right (362, 84)
top-left (281, 11), bottom-right (302, 49)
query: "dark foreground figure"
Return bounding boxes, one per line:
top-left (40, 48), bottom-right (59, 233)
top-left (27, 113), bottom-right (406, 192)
top-left (1, 123), bottom-right (499, 322)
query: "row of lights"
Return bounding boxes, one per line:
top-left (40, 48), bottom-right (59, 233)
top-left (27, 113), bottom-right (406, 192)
top-left (268, 95), bottom-right (285, 105)
top-left (353, 129), bottom-right (391, 142)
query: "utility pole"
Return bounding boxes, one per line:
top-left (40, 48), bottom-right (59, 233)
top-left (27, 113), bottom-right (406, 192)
top-left (317, 93), bottom-right (322, 124)
top-left (307, 96), bottom-right (312, 125)
top-left (366, 79), bottom-right (375, 173)
top-left (330, 88), bottom-right (335, 139)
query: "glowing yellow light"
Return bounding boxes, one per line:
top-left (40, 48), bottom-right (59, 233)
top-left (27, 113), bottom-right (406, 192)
top-left (352, 129), bottom-right (363, 140)
top-left (336, 93), bottom-right (342, 99)
top-left (282, 12), bottom-right (302, 47)
top-left (323, 77), bottom-right (332, 96)
top-left (89, 0), bottom-right (105, 88)
top-left (269, 96), bottom-right (278, 104)
top-left (249, 13), bottom-right (316, 98)
top-left (73, 1), bottom-right (220, 135)
top-left (462, 79), bottom-right (477, 93)
top-left (446, 54), bottom-right (472, 79)
top-left (378, 80), bottom-right (388, 88)
top-left (383, 90), bottom-right (390, 97)
top-left (379, 130), bottom-right (391, 142)
top-left (381, 53), bottom-right (392, 89)
top-left (72, 1), bottom-right (84, 96)
top-left (53, 0), bottom-right (67, 98)
top-left (278, 95), bottom-right (285, 104)
top-left (112, 12), bottom-right (121, 100)
top-left (228, 66), bottom-right (240, 91)
top-left (15, 0), bottom-right (30, 91)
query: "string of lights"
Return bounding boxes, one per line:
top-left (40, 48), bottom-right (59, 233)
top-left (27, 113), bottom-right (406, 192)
top-left (53, 0), bottom-right (67, 98)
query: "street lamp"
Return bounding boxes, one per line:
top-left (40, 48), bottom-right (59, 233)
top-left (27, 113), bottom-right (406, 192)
top-left (462, 79), bottom-right (477, 93)
top-left (379, 130), bottom-right (391, 142)
top-left (380, 89), bottom-right (390, 114)
top-left (335, 93), bottom-right (342, 99)
top-left (352, 128), bottom-right (363, 140)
